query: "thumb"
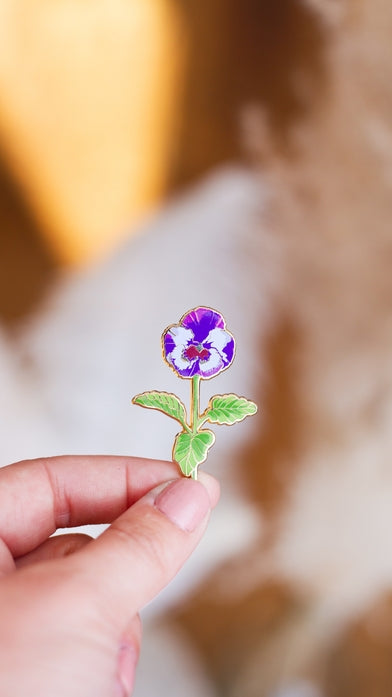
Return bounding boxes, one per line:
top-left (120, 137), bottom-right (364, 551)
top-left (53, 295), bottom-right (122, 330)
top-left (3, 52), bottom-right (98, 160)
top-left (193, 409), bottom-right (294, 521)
top-left (69, 474), bottom-right (219, 623)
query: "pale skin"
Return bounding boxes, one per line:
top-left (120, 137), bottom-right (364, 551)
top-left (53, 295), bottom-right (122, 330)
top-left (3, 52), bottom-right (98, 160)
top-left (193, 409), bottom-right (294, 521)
top-left (0, 455), bottom-right (220, 697)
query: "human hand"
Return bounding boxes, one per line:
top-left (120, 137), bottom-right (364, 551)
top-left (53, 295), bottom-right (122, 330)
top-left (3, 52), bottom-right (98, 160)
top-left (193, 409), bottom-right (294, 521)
top-left (0, 455), bottom-right (219, 696)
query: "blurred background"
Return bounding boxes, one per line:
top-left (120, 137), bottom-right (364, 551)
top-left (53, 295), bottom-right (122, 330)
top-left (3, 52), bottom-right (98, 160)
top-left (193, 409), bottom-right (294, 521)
top-left (2, 1), bottom-right (392, 696)
top-left (0, 0), bottom-right (325, 320)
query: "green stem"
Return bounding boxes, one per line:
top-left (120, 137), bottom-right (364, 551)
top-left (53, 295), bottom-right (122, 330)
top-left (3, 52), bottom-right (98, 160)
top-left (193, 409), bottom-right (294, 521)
top-left (191, 375), bottom-right (200, 432)
top-left (190, 375), bottom-right (201, 480)
top-left (197, 412), bottom-right (209, 429)
top-left (180, 418), bottom-right (192, 434)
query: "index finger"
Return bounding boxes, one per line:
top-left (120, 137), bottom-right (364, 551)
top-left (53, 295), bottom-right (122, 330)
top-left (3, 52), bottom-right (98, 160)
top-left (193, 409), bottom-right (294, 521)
top-left (0, 455), bottom-right (179, 557)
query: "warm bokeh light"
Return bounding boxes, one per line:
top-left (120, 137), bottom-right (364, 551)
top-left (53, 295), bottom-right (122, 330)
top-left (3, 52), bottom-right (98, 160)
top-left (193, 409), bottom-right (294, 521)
top-left (0, 0), bottom-right (185, 265)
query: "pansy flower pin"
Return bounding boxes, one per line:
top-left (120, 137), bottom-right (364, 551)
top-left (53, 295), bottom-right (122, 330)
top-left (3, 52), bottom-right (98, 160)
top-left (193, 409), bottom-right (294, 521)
top-left (132, 307), bottom-right (257, 479)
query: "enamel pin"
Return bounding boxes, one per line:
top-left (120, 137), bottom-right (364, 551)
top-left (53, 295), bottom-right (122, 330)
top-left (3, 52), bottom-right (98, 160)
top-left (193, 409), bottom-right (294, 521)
top-left (132, 307), bottom-right (257, 479)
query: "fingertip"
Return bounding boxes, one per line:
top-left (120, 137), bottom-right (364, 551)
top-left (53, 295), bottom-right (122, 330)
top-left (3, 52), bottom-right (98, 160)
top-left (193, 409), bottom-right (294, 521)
top-left (154, 478), bottom-right (211, 533)
top-left (65, 472), bottom-right (220, 618)
top-left (197, 472), bottom-right (220, 508)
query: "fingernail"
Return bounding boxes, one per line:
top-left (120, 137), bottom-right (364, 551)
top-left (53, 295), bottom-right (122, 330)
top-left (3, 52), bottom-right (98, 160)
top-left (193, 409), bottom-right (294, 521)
top-left (116, 642), bottom-right (138, 697)
top-left (154, 478), bottom-right (211, 532)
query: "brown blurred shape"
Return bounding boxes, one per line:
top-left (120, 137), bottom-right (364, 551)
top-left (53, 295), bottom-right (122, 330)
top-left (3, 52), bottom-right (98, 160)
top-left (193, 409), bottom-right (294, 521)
top-left (169, 0), bottom-right (327, 189)
top-left (325, 593), bottom-right (392, 697)
top-left (0, 154), bottom-right (57, 324)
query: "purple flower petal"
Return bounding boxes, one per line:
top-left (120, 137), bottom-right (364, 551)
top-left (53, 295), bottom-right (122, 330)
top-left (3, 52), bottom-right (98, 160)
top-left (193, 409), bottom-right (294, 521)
top-left (198, 349), bottom-right (225, 378)
top-left (181, 307), bottom-right (225, 343)
top-left (172, 358), bottom-right (201, 378)
top-left (162, 307), bottom-right (235, 379)
top-left (163, 325), bottom-right (195, 375)
top-left (206, 327), bottom-right (235, 368)
top-left (163, 331), bottom-right (176, 357)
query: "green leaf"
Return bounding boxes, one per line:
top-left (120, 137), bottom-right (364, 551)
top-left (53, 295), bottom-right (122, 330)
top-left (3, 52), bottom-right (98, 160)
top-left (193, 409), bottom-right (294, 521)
top-left (205, 394), bottom-right (257, 425)
top-left (132, 391), bottom-right (188, 428)
top-left (173, 430), bottom-right (215, 478)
